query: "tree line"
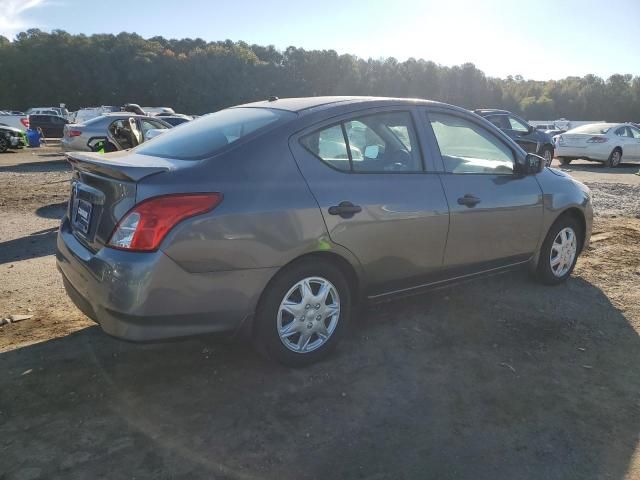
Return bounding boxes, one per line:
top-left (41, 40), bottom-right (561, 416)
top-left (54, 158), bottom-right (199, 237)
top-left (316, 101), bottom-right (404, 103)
top-left (1, 29), bottom-right (639, 121)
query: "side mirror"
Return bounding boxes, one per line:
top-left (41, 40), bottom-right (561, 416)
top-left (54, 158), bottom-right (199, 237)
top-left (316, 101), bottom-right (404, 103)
top-left (364, 145), bottom-right (379, 159)
top-left (517, 153), bottom-right (545, 175)
top-left (527, 125), bottom-right (535, 134)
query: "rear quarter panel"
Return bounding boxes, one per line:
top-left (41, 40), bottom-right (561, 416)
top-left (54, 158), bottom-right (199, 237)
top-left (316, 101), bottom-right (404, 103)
top-left (147, 131), bottom-right (361, 274)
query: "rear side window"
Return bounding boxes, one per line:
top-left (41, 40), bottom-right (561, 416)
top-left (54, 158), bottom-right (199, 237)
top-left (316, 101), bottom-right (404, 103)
top-left (136, 108), bottom-right (295, 160)
top-left (429, 112), bottom-right (514, 175)
top-left (301, 111), bottom-right (422, 173)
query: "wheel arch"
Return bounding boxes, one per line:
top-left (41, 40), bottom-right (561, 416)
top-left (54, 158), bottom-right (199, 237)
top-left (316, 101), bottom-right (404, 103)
top-left (243, 250), bottom-right (363, 337)
top-left (555, 207), bottom-right (586, 253)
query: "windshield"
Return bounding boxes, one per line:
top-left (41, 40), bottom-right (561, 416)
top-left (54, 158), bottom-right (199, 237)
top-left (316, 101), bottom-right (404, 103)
top-left (570, 124), bottom-right (613, 134)
top-left (135, 107), bottom-right (295, 160)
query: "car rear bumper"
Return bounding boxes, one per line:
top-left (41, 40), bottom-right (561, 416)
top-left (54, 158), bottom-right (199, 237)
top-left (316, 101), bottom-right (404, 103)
top-left (56, 216), bottom-right (277, 341)
top-left (555, 144), bottom-right (609, 161)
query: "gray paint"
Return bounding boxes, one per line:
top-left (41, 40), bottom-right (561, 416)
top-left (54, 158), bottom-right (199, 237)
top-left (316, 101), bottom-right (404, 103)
top-left (57, 96), bottom-right (593, 341)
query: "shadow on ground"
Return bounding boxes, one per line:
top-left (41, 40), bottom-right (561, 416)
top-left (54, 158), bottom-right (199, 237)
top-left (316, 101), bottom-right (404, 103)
top-left (1, 272), bottom-right (638, 479)
top-left (0, 227), bottom-right (58, 264)
top-left (0, 159), bottom-right (68, 173)
top-left (558, 161), bottom-right (638, 174)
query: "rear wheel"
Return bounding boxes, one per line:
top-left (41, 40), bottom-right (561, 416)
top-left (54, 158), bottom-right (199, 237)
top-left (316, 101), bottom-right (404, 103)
top-left (536, 215), bottom-right (582, 285)
top-left (605, 148), bottom-right (622, 168)
top-left (541, 146), bottom-right (553, 167)
top-left (254, 260), bottom-right (351, 367)
top-left (558, 157), bottom-right (572, 166)
top-left (0, 137), bottom-right (8, 153)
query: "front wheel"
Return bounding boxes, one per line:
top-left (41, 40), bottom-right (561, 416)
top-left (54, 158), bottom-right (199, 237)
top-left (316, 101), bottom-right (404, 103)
top-left (254, 260), bottom-right (351, 367)
top-left (558, 157), bottom-right (572, 166)
top-left (541, 146), bottom-right (553, 167)
top-left (0, 137), bottom-right (8, 153)
top-left (536, 216), bottom-right (582, 285)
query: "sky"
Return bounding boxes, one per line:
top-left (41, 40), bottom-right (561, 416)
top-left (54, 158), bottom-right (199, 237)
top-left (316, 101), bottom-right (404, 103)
top-left (1, 0), bottom-right (639, 80)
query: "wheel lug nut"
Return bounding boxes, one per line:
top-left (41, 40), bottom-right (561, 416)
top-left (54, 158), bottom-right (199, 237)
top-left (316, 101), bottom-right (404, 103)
top-left (315, 304), bottom-right (320, 309)
top-left (316, 315), bottom-right (321, 320)
top-left (305, 304), bottom-right (310, 310)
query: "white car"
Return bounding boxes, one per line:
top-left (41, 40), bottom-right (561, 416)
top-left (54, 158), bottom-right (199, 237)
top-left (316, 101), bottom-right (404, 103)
top-left (555, 123), bottom-right (640, 167)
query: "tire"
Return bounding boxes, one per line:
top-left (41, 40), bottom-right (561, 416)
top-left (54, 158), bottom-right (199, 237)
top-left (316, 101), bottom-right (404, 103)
top-left (254, 259), bottom-right (352, 367)
top-left (605, 148), bottom-right (622, 168)
top-left (558, 157), bottom-right (572, 166)
top-left (536, 215), bottom-right (582, 285)
top-left (541, 146), bottom-right (553, 167)
top-left (0, 137), bottom-right (8, 153)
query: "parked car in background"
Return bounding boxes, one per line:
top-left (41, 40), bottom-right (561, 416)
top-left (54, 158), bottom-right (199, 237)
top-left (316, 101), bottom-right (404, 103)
top-left (57, 96), bottom-right (592, 367)
top-left (71, 106), bottom-right (120, 124)
top-left (27, 107), bottom-right (69, 118)
top-left (475, 109), bottom-right (555, 166)
top-left (0, 125), bottom-right (26, 153)
top-left (155, 114), bottom-right (192, 126)
top-left (29, 114), bottom-right (70, 138)
top-left (0, 112), bottom-right (29, 131)
top-left (535, 123), bottom-right (556, 131)
top-left (62, 113), bottom-right (171, 152)
top-left (143, 106), bottom-right (175, 116)
top-left (555, 123), bottom-right (640, 167)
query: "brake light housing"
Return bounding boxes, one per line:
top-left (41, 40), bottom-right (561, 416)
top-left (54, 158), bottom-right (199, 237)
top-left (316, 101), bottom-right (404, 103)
top-left (68, 130), bottom-right (82, 137)
top-left (586, 136), bottom-right (608, 143)
top-left (20, 118), bottom-right (29, 129)
top-left (108, 193), bottom-right (223, 252)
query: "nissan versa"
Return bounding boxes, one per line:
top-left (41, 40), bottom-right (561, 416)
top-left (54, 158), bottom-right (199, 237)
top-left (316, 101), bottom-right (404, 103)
top-left (57, 97), bottom-right (592, 367)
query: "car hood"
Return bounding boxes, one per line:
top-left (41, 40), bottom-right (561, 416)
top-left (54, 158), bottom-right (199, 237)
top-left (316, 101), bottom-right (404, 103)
top-left (0, 125), bottom-right (23, 134)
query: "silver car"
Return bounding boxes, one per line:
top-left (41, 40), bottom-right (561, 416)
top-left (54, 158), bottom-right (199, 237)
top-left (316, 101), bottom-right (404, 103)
top-left (61, 113), bottom-right (171, 152)
top-left (57, 97), bottom-right (592, 367)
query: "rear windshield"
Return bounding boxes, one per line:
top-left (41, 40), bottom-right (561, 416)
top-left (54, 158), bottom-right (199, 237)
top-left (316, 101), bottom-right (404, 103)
top-left (135, 107), bottom-right (296, 160)
top-left (570, 124), bottom-right (612, 134)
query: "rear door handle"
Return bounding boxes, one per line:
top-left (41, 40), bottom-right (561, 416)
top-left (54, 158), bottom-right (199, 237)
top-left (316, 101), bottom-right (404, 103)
top-left (328, 201), bottom-right (362, 218)
top-left (457, 194), bottom-right (481, 207)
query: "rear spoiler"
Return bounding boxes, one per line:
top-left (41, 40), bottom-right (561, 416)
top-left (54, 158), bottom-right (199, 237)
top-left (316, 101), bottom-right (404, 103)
top-left (65, 151), bottom-right (171, 182)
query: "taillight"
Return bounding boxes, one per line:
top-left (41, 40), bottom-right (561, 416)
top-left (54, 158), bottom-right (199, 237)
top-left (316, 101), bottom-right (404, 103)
top-left (68, 130), bottom-right (82, 137)
top-left (108, 193), bottom-right (223, 252)
top-left (586, 136), bottom-right (608, 143)
top-left (20, 118), bottom-right (29, 128)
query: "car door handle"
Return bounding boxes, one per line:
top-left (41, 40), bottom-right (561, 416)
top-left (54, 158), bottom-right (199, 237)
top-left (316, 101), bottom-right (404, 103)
top-left (328, 201), bottom-right (362, 218)
top-left (457, 194), bottom-right (481, 207)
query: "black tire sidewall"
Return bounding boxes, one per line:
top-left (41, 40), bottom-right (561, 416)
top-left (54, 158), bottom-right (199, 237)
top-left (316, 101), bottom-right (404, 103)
top-left (537, 216), bottom-right (582, 285)
top-left (559, 157), bottom-right (572, 165)
top-left (606, 149), bottom-right (621, 168)
top-left (255, 260), bottom-right (351, 367)
top-left (0, 138), bottom-right (8, 153)
top-left (542, 146), bottom-right (553, 166)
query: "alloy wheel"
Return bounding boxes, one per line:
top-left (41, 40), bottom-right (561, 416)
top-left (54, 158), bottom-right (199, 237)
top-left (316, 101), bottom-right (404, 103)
top-left (549, 227), bottom-right (577, 277)
top-left (277, 276), bottom-right (340, 353)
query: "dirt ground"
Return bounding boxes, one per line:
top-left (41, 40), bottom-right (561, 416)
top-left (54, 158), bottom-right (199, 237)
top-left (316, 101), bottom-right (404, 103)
top-left (1, 149), bottom-right (639, 479)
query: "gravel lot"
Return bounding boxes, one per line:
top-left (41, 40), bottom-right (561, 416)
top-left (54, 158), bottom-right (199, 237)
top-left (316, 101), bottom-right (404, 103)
top-left (1, 150), bottom-right (639, 479)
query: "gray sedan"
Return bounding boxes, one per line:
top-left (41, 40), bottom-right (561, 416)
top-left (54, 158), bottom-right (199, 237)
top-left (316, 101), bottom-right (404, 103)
top-left (57, 97), bottom-right (592, 367)
top-left (61, 113), bottom-right (171, 152)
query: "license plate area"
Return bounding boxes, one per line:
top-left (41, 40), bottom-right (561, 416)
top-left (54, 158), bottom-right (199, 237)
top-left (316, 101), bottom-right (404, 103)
top-left (73, 198), bottom-right (93, 235)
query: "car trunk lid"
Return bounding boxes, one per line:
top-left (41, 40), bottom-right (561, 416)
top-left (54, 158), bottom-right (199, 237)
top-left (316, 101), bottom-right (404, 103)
top-left (561, 133), bottom-right (594, 147)
top-left (65, 151), bottom-right (178, 251)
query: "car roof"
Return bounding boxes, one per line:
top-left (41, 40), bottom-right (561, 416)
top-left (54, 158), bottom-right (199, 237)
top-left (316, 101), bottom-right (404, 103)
top-left (234, 96), bottom-right (445, 114)
top-left (473, 109), bottom-right (511, 116)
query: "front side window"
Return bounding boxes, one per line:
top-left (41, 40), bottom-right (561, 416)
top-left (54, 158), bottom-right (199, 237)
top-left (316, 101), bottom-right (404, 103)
top-left (630, 126), bottom-right (640, 139)
top-left (486, 115), bottom-right (509, 130)
top-left (429, 112), bottom-right (514, 174)
top-left (301, 111), bottom-right (422, 173)
top-left (508, 116), bottom-right (530, 133)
